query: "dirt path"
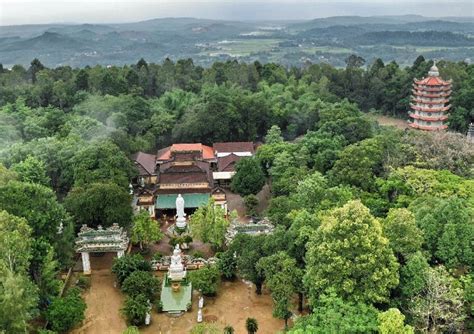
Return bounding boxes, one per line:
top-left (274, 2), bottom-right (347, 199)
top-left (142, 280), bottom-right (285, 334)
top-left (71, 253), bottom-right (127, 334)
top-left (373, 114), bottom-right (409, 130)
top-left (73, 264), bottom-right (284, 334)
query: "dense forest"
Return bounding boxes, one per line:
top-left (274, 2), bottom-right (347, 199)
top-left (0, 56), bottom-right (473, 333)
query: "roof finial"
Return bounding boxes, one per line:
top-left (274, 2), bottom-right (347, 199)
top-left (429, 60), bottom-right (439, 77)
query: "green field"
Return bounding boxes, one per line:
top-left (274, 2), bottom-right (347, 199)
top-left (200, 39), bottom-right (281, 57)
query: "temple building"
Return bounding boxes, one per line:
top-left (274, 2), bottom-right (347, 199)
top-left (212, 142), bottom-right (255, 187)
top-left (131, 142), bottom-right (255, 218)
top-left (155, 144), bottom-right (215, 213)
top-left (131, 152), bottom-right (157, 186)
top-left (409, 63), bottom-right (452, 131)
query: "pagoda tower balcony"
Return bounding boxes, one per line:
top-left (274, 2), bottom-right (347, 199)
top-left (408, 122), bottom-right (448, 131)
top-left (412, 90), bottom-right (451, 98)
top-left (408, 113), bottom-right (449, 122)
top-left (412, 84), bottom-right (452, 92)
top-left (410, 104), bottom-right (451, 112)
top-left (411, 97), bottom-right (450, 104)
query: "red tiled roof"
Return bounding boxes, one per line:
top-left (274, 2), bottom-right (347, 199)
top-left (213, 142), bottom-right (254, 154)
top-left (217, 154), bottom-right (242, 172)
top-left (131, 152), bottom-right (156, 175)
top-left (414, 76), bottom-right (451, 86)
top-left (157, 143), bottom-right (215, 161)
top-left (159, 172), bottom-right (210, 184)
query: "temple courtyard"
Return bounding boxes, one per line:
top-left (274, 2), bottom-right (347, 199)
top-left (72, 253), bottom-right (285, 334)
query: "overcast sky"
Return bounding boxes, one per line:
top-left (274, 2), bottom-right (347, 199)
top-left (1, 1), bottom-right (473, 26)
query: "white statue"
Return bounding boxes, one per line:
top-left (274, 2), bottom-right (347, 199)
top-left (168, 244), bottom-right (186, 281)
top-left (198, 296), bottom-right (204, 309)
top-left (176, 194), bottom-right (187, 229)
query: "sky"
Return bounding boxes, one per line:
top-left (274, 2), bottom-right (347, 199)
top-left (0, 0), bottom-right (473, 25)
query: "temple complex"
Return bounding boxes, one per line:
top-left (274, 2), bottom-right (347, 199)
top-left (409, 63), bottom-right (452, 131)
top-left (131, 142), bottom-right (255, 218)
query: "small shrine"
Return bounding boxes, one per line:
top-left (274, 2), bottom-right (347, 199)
top-left (75, 224), bottom-right (129, 275)
top-left (409, 63), bottom-right (452, 131)
top-left (160, 244), bottom-right (192, 314)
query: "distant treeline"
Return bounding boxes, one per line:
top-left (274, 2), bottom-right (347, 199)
top-left (298, 28), bottom-right (474, 47)
top-left (0, 56), bottom-right (472, 148)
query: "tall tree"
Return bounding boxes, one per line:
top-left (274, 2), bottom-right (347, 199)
top-left (65, 182), bottom-right (133, 229)
top-left (304, 200), bottom-right (399, 305)
top-left (130, 211), bottom-right (163, 250)
top-left (288, 292), bottom-right (379, 334)
top-left (231, 157), bottom-right (266, 196)
top-left (0, 181), bottom-right (74, 268)
top-left (72, 140), bottom-right (135, 188)
top-left (377, 308), bottom-right (414, 334)
top-left (11, 155), bottom-right (51, 187)
top-left (189, 199), bottom-right (229, 250)
top-left (383, 208), bottom-right (423, 260)
top-left (0, 268), bottom-right (38, 333)
top-left (257, 252), bottom-right (303, 329)
top-left (0, 210), bottom-right (32, 273)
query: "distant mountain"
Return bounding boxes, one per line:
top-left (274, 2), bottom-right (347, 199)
top-left (0, 16), bottom-right (472, 68)
top-left (0, 32), bottom-right (90, 52)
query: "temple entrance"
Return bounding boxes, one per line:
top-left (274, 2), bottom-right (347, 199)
top-left (75, 224), bottom-right (129, 275)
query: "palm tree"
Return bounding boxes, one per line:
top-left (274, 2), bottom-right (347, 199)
top-left (223, 325), bottom-right (235, 334)
top-left (246, 318), bottom-right (258, 334)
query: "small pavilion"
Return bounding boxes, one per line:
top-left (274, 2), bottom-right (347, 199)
top-left (75, 224), bottom-right (129, 275)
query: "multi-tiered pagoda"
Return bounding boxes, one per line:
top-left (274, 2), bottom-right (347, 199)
top-left (409, 63), bottom-right (452, 131)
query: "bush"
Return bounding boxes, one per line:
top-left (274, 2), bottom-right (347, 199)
top-left (76, 275), bottom-right (91, 290)
top-left (46, 288), bottom-right (86, 333)
top-left (192, 250), bottom-right (206, 259)
top-left (122, 293), bottom-right (149, 326)
top-left (217, 251), bottom-right (237, 280)
top-left (188, 265), bottom-right (220, 296)
top-left (123, 326), bottom-right (140, 334)
top-left (112, 254), bottom-right (151, 285)
top-left (244, 194), bottom-right (259, 216)
top-left (231, 157), bottom-right (266, 196)
top-left (121, 271), bottom-right (161, 300)
top-left (155, 300), bottom-right (163, 313)
top-left (152, 252), bottom-right (163, 261)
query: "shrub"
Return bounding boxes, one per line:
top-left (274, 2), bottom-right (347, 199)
top-left (46, 288), bottom-right (86, 333)
top-left (123, 326), bottom-right (140, 334)
top-left (188, 265), bottom-right (220, 296)
top-left (152, 252), bottom-right (163, 261)
top-left (192, 250), bottom-right (205, 259)
top-left (76, 275), bottom-right (91, 290)
top-left (112, 254), bottom-right (151, 285)
top-left (244, 194), bottom-right (259, 216)
top-left (217, 251), bottom-right (237, 280)
top-left (121, 271), bottom-right (161, 300)
top-left (122, 293), bottom-right (149, 326)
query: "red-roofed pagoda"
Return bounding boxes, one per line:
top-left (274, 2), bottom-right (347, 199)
top-left (409, 63), bottom-right (452, 131)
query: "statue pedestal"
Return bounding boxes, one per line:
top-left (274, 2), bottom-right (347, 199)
top-left (176, 216), bottom-right (187, 229)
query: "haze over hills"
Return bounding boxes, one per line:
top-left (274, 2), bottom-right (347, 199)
top-left (0, 15), bottom-right (473, 68)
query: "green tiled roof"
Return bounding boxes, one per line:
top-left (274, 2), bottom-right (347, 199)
top-left (160, 278), bottom-right (192, 312)
top-left (156, 193), bottom-right (210, 209)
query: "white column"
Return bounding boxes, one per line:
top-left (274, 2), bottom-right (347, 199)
top-left (117, 250), bottom-right (125, 258)
top-left (81, 252), bottom-right (91, 275)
